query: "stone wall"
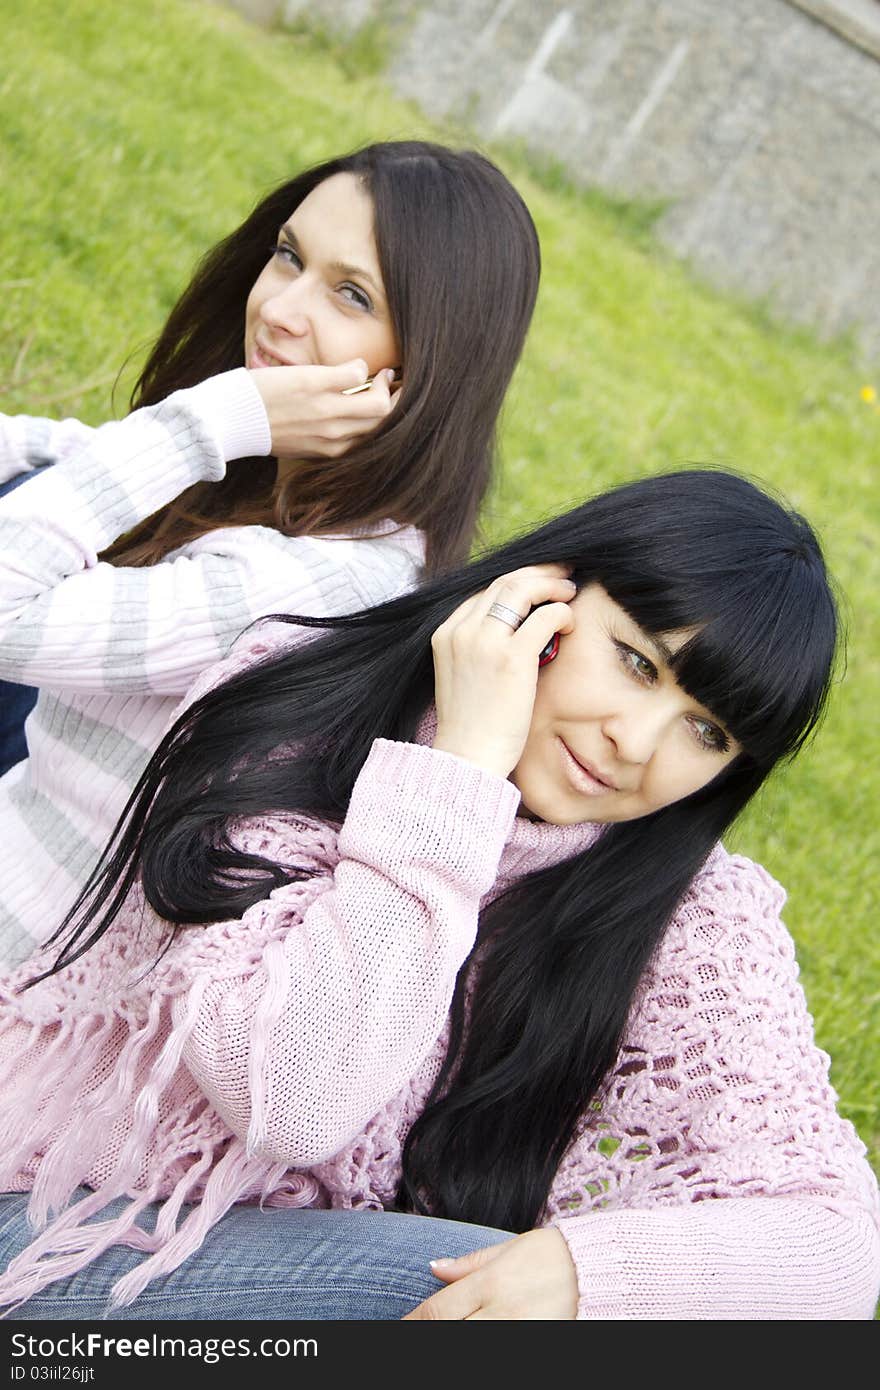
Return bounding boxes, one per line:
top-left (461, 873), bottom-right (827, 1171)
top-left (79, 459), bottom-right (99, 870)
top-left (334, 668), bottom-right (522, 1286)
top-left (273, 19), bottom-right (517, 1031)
top-left (225, 0), bottom-right (880, 360)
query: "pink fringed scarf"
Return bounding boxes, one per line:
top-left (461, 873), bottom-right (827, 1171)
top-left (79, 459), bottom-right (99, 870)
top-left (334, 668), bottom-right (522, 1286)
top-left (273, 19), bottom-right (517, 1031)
top-left (0, 845), bottom-right (336, 1314)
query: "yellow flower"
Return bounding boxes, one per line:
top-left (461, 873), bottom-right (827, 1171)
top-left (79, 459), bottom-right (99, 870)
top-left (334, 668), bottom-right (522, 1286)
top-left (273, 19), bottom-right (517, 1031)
top-left (861, 385), bottom-right (877, 403)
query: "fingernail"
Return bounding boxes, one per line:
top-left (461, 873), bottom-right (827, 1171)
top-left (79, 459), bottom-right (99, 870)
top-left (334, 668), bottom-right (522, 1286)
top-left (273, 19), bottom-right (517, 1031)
top-left (429, 1258), bottom-right (453, 1270)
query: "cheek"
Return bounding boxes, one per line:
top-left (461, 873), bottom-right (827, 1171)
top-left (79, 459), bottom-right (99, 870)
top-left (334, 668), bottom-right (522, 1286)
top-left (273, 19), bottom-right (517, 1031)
top-left (384, 321), bottom-right (402, 368)
top-left (658, 748), bottom-right (729, 808)
top-left (534, 652), bottom-right (592, 720)
top-left (244, 288), bottom-right (260, 335)
top-left (245, 267), bottom-right (273, 326)
top-left (528, 669), bottom-right (560, 727)
top-left (351, 323), bottom-right (400, 375)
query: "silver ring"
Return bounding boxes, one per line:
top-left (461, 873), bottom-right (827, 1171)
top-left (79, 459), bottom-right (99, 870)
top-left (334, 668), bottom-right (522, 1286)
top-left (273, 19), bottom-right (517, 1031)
top-left (487, 601), bottom-right (524, 631)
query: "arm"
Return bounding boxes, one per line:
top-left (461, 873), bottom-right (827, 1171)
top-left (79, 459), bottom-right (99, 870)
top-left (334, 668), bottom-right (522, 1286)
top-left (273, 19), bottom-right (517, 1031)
top-left (177, 564), bottom-right (577, 1163)
top-left (407, 857), bottom-right (880, 1321)
top-left (0, 411), bottom-right (96, 488)
top-left (0, 365), bottom-right (412, 695)
top-left (550, 858), bottom-right (880, 1319)
top-left (177, 739), bottom-right (521, 1164)
top-left (407, 1194), bottom-right (877, 1320)
top-left (0, 369), bottom-right (269, 692)
top-left (558, 1196), bottom-right (879, 1319)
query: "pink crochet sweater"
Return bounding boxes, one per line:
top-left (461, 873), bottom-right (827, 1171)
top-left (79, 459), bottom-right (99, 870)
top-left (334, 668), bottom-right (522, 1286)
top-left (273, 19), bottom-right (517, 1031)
top-left (0, 631), bottom-right (878, 1320)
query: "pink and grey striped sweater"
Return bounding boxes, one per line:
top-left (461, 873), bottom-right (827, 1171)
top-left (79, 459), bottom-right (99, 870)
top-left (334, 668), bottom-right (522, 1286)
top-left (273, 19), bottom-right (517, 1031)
top-left (0, 630), bottom-right (877, 1320)
top-left (0, 372), bottom-right (424, 967)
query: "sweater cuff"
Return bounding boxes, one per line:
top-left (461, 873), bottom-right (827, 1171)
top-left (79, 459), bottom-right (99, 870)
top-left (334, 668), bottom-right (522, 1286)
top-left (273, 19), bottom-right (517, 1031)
top-left (554, 1201), bottom-right (880, 1320)
top-left (365, 737), bottom-right (520, 818)
top-left (184, 369), bottom-right (273, 462)
top-left (344, 739), bottom-right (522, 894)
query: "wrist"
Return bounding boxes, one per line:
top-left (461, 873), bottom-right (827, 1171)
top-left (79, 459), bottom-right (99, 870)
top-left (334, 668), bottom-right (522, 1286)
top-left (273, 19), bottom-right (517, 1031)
top-left (187, 368), bottom-right (272, 460)
top-left (431, 732), bottom-right (517, 780)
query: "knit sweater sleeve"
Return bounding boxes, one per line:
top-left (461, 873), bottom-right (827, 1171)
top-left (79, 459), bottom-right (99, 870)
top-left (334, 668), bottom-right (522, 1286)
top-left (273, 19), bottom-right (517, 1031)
top-left (0, 368), bottom-right (282, 693)
top-left (0, 412), bottom-right (96, 486)
top-left (176, 740), bottom-right (521, 1164)
top-left (550, 855), bottom-right (880, 1319)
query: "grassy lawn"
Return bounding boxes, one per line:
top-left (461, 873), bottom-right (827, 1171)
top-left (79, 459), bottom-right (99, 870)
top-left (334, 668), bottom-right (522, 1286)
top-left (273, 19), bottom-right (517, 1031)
top-left (1, 0), bottom-right (877, 1178)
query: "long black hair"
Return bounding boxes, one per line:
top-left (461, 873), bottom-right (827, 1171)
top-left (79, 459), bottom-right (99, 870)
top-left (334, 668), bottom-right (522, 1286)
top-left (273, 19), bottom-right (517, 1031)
top-left (38, 469), bottom-right (839, 1232)
top-left (104, 140), bottom-right (540, 573)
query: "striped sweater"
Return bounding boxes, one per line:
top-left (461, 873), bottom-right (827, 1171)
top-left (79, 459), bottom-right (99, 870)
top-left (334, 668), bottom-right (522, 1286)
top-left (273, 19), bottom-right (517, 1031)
top-left (0, 370), bottom-right (424, 966)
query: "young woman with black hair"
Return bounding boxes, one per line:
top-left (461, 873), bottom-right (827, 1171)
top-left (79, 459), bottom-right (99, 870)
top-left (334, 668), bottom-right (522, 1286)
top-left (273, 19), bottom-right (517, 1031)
top-left (0, 140), bottom-right (540, 967)
top-left (0, 469), bottom-right (877, 1320)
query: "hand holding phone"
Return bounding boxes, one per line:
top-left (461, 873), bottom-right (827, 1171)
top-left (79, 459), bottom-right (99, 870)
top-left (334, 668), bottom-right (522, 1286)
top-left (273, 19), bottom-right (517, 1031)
top-left (430, 566), bottom-right (575, 778)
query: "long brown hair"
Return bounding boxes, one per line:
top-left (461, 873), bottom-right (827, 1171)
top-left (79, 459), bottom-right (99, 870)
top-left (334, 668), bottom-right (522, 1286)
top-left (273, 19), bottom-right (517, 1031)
top-left (103, 141), bottom-right (541, 574)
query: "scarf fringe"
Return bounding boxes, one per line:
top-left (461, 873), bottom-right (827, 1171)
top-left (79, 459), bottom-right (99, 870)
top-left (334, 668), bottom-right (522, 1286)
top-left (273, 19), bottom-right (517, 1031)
top-left (246, 938), bottom-right (291, 1155)
top-left (0, 1187), bottom-right (160, 1312)
top-left (108, 1140), bottom-right (274, 1309)
top-left (31, 1000), bottom-right (170, 1226)
top-left (0, 1014), bottom-right (120, 1214)
top-left (0, 884), bottom-right (335, 1314)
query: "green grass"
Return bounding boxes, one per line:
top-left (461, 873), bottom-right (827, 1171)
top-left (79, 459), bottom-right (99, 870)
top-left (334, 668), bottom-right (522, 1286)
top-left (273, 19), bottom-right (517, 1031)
top-left (1, 0), bottom-right (878, 1180)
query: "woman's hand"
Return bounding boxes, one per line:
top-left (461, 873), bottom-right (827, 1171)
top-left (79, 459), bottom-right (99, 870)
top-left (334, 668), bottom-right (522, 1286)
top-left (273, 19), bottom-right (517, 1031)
top-left (250, 359), bottom-right (398, 459)
top-left (431, 565), bottom-right (576, 778)
top-left (402, 1228), bottom-right (579, 1320)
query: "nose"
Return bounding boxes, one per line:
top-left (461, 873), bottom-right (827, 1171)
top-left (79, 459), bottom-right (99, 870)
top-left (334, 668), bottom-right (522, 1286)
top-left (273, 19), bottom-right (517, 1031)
top-left (260, 280), bottom-right (311, 339)
top-left (601, 701), bottom-right (665, 767)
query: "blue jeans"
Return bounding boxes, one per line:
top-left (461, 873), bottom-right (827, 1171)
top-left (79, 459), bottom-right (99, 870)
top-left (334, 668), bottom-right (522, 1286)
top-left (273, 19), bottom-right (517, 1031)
top-left (0, 681), bottom-right (36, 777)
top-left (0, 1194), bottom-right (511, 1320)
top-left (0, 471), bottom-right (40, 776)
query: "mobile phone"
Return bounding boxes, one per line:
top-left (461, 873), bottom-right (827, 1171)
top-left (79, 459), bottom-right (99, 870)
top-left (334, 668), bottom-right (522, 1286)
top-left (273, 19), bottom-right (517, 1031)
top-left (341, 369), bottom-right (402, 397)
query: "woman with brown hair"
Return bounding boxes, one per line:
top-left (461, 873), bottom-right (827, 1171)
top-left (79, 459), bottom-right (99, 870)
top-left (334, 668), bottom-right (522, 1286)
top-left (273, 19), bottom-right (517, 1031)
top-left (0, 139), bottom-right (540, 967)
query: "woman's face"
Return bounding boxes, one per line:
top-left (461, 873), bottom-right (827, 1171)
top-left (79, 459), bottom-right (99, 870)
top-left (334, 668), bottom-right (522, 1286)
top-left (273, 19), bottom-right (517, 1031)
top-left (244, 172), bottom-right (400, 376)
top-left (510, 584), bottom-right (741, 825)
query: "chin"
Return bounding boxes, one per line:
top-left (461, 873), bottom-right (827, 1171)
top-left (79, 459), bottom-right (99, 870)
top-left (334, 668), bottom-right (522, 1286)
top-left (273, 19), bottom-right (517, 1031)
top-left (519, 792), bottom-right (590, 827)
top-left (559, 806), bottom-right (605, 825)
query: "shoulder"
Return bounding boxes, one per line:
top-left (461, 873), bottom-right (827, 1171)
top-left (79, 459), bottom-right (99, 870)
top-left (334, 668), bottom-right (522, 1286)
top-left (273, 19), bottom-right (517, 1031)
top-left (179, 522), bottom-right (425, 608)
top-left (182, 521), bottom-right (424, 568)
top-left (621, 847), bottom-right (836, 1089)
top-left (670, 842), bottom-right (790, 954)
top-left (636, 845), bottom-right (800, 1021)
top-left (173, 618), bottom-right (301, 714)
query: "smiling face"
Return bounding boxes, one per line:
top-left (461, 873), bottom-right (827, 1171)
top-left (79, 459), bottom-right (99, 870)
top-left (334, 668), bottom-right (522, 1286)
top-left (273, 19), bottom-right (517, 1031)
top-left (510, 584), bottom-right (741, 825)
top-left (244, 172), bottom-right (400, 375)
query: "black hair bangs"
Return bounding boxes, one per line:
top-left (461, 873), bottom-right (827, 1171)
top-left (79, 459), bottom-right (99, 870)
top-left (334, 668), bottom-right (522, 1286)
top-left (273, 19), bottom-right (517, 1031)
top-left (602, 546), bottom-right (839, 766)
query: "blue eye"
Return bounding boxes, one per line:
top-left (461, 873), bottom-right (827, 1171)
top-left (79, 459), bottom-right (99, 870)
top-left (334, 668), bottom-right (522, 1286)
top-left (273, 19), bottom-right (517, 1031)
top-left (272, 242), bottom-right (301, 269)
top-left (339, 283), bottom-right (373, 313)
top-left (615, 642), bottom-right (657, 685)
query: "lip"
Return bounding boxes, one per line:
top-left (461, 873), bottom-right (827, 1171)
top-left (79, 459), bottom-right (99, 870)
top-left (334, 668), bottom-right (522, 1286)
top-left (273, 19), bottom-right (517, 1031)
top-left (249, 341), bottom-right (306, 370)
top-left (558, 739), bottom-right (618, 796)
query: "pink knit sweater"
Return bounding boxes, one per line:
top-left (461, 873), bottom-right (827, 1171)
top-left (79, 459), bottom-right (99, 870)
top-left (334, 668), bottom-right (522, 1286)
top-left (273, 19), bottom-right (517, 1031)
top-left (0, 631), bottom-right (878, 1320)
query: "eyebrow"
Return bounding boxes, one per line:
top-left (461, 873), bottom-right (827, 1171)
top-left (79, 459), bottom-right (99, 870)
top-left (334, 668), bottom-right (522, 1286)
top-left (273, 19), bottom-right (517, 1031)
top-left (279, 224), bottom-right (383, 297)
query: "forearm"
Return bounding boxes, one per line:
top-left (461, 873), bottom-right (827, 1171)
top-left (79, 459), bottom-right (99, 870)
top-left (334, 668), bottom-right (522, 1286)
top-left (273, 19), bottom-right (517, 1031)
top-left (556, 1196), bottom-right (880, 1319)
top-left (179, 739), bottom-right (521, 1164)
top-left (0, 371), bottom-right (271, 688)
top-left (0, 412), bottom-right (100, 488)
top-left (0, 370), bottom-right (268, 569)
